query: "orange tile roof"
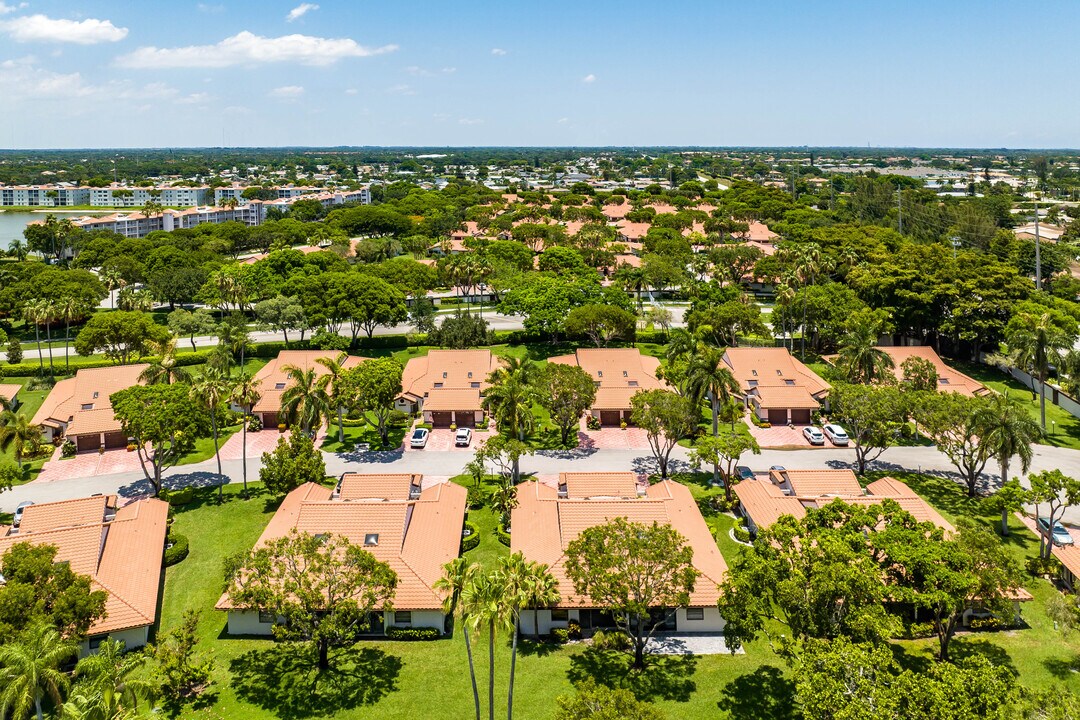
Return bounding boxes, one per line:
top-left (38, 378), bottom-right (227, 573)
top-left (0, 497), bottom-right (168, 635)
top-left (733, 479), bottom-right (808, 530)
top-left (772, 469), bottom-right (864, 498)
top-left (421, 388), bottom-right (483, 412)
top-left (0, 383), bottom-right (21, 405)
top-left (511, 480), bottom-right (727, 608)
top-left (560, 472), bottom-right (639, 499)
top-left (31, 365), bottom-right (148, 437)
top-left (251, 351), bottom-right (368, 414)
top-left (753, 385), bottom-right (821, 409)
top-left (548, 348), bottom-right (664, 411)
top-left (219, 478), bottom-right (466, 611)
top-left (822, 346), bottom-right (987, 396)
top-left (338, 473), bottom-right (420, 501)
top-left (400, 350), bottom-right (503, 403)
top-left (723, 347), bottom-right (830, 399)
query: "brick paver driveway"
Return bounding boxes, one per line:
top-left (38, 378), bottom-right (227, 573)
top-left (36, 446), bottom-right (151, 483)
top-left (577, 419), bottom-right (652, 450)
top-left (744, 419), bottom-right (814, 449)
top-left (404, 428), bottom-right (493, 453)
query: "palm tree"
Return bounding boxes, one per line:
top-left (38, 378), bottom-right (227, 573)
top-left (63, 639), bottom-right (152, 720)
top-left (615, 265), bottom-right (648, 309)
top-left (794, 242), bottom-right (822, 358)
top-left (1007, 312), bottom-right (1071, 431)
top-left (99, 267), bottom-right (124, 310)
top-left (774, 278), bottom-right (797, 352)
top-left (9, 238), bottom-right (27, 262)
top-left (461, 570), bottom-right (513, 720)
top-left (520, 562), bottom-right (560, 641)
top-left (231, 373), bottom-right (262, 499)
top-left (972, 391), bottom-right (1042, 493)
top-left (0, 622), bottom-right (78, 720)
top-left (435, 559), bottom-right (481, 720)
top-left (138, 337), bottom-right (191, 386)
top-left (191, 369), bottom-right (233, 502)
top-left (57, 296), bottom-right (88, 374)
top-left (835, 317), bottom-right (895, 384)
top-left (0, 411), bottom-right (40, 469)
top-left (279, 365), bottom-right (331, 434)
top-left (500, 554), bottom-right (529, 720)
top-left (22, 300), bottom-right (45, 375)
top-left (482, 376), bottom-right (535, 442)
top-left (315, 352), bottom-right (350, 444)
top-left (686, 346), bottom-right (740, 436)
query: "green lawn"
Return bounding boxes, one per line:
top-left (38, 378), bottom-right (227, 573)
top-left (320, 421), bottom-right (409, 454)
top-left (175, 424), bottom-right (242, 466)
top-left (2, 377), bottom-right (55, 484)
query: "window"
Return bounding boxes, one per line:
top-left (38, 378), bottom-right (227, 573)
top-left (88, 636), bottom-right (104, 651)
top-left (274, 382), bottom-right (286, 390)
top-left (784, 379), bottom-right (795, 386)
top-left (748, 380), bottom-right (758, 387)
top-left (258, 610), bottom-right (276, 624)
top-left (628, 380), bottom-right (639, 387)
top-left (686, 607), bottom-right (705, 621)
top-left (939, 378), bottom-right (950, 384)
top-left (433, 382), bottom-right (443, 388)
top-left (551, 609), bottom-right (569, 622)
top-left (394, 611), bottom-right (412, 624)
top-left (314, 533), bottom-right (329, 544)
top-left (80, 403), bottom-right (94, 411)
top-left (470, 382), bottom-right (480, 389)
top-left (364, 533), bottom-right (379, 546)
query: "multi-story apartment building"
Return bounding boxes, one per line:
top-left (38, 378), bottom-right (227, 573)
top-left (0, 185), bottom-right (91, 206)
top-left (87, 186), bottom-right (211, 207)
top-left (213, 184), bottom-right (329, 205)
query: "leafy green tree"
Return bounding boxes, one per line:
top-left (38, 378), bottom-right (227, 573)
top-left (795, 637), bottom-right (899, 720)
top-left (1028, 470), bottom-right (1080, 559)
top-left (0, 543), bottom-right (107, 643)
top-left (253, 296), bottom-right (307, 347)
top-left (537, 363), bottom-right (596, 446)
top-left (431, 311), bottom-right (492, 349)
top-left (226, 530), bottom-right (397, 671)
top-left (259, 431), bottom-right (326, 497)
top-left (565, 518), bottom-right (698, 668)
top-left (111, 384), bottom-right (211, 496)
top-left (828, 383), bottom-right (907, 475)
top-left (167, 308), bottom-right (217, 353)
top-left (564, 304), bottom-right (637, 347)
top-left (914, 392), bottom-right (991, 496)
top-left (74, 311), bottom-right (169, 365)
top-left (893, 653), bottom-right (1016, 719)
top-left (554, 680), bottom-right (666, 720)
top-left (688, 432), bottom-right (760, 501)
top-left (900, 355), bottom-right (938, 391)
top-left (5, 338), bottom-right (22, 366)
top-left (0, 622), bottom-right (78, 720)
top-left (630, 389), bottom-right (698, 479)
top-left (478, 434), bottom-right (532, 486)
top-left (148, 610), bottom-right (214, 707)
top-left (984, 479), bottom-right (1028, 537)
top-left (972, 391), bottom-right (1042, 485)
top-left (343, 357), bottom-right (403, 448)
top-left (685, 300), bottom-right (769, 347)
top-left (332, 274), bottom-right (408, 340)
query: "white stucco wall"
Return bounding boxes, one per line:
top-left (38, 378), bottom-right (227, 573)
top-left (384, 609), bottom-right (446, 633)
top-left (518, 609), bottom-right (573, 636)
top-left (227, 610), bottom-right (276, 636)
top-left (675, 606), bottom-right (726, 632)
top-left (80, 626), bottom-right (150, 656)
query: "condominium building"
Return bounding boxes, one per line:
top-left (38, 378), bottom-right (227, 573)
top-left (0, 185), bottom-right (91, 207)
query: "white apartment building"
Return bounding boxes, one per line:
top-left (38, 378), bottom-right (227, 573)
top-left (0, 185), bottom-right (91, 207)
top-left (87, 186), bottom-right (211, 207)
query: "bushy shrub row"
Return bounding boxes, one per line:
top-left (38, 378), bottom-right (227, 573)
top-left (164, 533), bottom-right (189, 566)
top-left (462, 521), bottom-right (480, 552)
top-left (497, 524), bottom-right (511, 547)
top-left (385, 627), bottom-right (440, 641)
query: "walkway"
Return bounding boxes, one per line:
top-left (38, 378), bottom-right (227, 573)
top-left (646, 632), bottom-right (742, 655)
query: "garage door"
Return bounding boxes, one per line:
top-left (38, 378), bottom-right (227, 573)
top-left (431, 411), bottom-right (453, 428)
top-left (75, 434), bottom-right (98, 452)
top-left (599, 411), bottom-right (621, 427)
top-left (790, 409), bottom-right (812, 425)
top-left (261, 412), bottom-right (279, 429)
top-left (454, 412), bottom-right (476, 428)
top-left (767, 409), bottom-right (788, 425)
top-left (103, 431), bottom-right (128, 449)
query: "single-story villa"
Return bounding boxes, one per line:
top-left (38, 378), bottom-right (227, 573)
top-left (248, 350), bottom-right (369, 428)
top-left (548, 348), bottom-right (664, 426)
top-left (218, 474), bottom-right (466, 637)
top-left (824, 345), bottom-right (989, 396)
top-left (397, 349), bottom-right (503, 428)
top-left (0, 383), bottom-right (21, 409)
top-left (31, 364), bottom-right (148, 450)
top-left (512, 473), bottom-right (727, 635)
top-left (0, 495), bottom-right (169, 654)
top-left (722, 347), bottom-right (830, 425)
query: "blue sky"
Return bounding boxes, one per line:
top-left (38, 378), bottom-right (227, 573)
top-left (0, 0), bottom-right (1077, 149)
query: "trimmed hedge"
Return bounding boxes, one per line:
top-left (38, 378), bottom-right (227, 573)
top-left (462, 521), bottom-right (480, 552)
top-left (386, 627), bottom-right (440, 641)
top-left (733, 521), bottom-right (751, 544)
top-left (164, 487), bottom-right (194, 506)
top-left (164, 533), bottom-right (189, 566)
top-left (551, 628), bottom-right (569, 643)
top-left (496, 524), bottom-right (511, 547)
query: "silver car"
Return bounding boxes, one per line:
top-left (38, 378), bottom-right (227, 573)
top-left (1038, 517), bottom-right (1074, 546)
top-left (823, 424), bottom-right (849, 446)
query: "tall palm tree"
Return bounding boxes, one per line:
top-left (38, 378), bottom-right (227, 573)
top-left (315, 352), bottom-right (350, 444)
top-left (774, 278), bottom-right (797, 352)
top-left (279, 365), bottom-right (331, 434)
top-left (686, 346), bottom-right (740, 437)
top-left (461, 570), bottom-right (513, 720)
top-left (615, 265), bottom-right (648, 309)
top-left (0, 411), bottom-right (40, 469)
top-left (138, 337), bottom-right (191, 386)
top-left (836, 317), bottom-right (895, 384)
top-left (1007, 312), bottom-right (1071, 431)
top-left (22, 300), bottom-right (45, 375)
top-left (521, 562), bottom-right (561, 641)
top-left (500, 554), bottom-right (529, 720)
top-left (99, 267), bottom-right (123, 310)
top-left (794, 242), bottom-right (822, 359)
top-left (57, 296), bottom-right (88, 374)
top-left (435, 559), bottom-right (481, 720)
top-left (9, 238), bottom-right (27, 262)
top-left (0, 622), bottom-right (78, 720)
top-left (63, 639), bottom-right (152, 720)
top-left (972, 391), bottom-right (1042, 493)
top-left (40, 298), bottom-right (58, 377)
top-left (191, 369), bottom-right (233, 502)
top-left (482, 376), bottom-right (535, 442)
top-left (231, 373), bottom-right (262, 499)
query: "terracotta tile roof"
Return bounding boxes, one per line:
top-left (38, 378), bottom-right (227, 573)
top-left (883, 347), bottom-right (988, 396)
top-left (31, 365), bottom-right (148, 437)
top-left (219, 479), bottom-right (466, 611)
top-left (615, 221), bottom-right (651, 240)
top-left (0, 383), bottom-right (21, 405)
top-left (0, 497), bottom-right (168, 635)
top-left (400, 350), bottom-right (503, 403)
top-left (338, 473), bottom-right (420, 501)
top-left (549, 348), bottom-right (663, 411)
top-left (753, 385), bottom-right (821, 409)
top-left (746, 221), bottom-right (778, 242)
top-left (251, 351), bottom-right (368, 414)
top-left (771, 469), bottom-right (864, 498)
top-left (560, 472), bottom-right (639, 499)
top-left (602, 202), bottom-right (632, 220)
top-left (422, 388), bottom-right (483, 412)
top-left (733, 479), bottom-right (808, 530)
top-left (723, 347), bottom-right (830, 399)
top-left (511, 480), bottom-right (727, 608)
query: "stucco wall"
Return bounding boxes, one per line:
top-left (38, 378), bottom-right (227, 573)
top-left (80, 626), bottom-right (150, 656)
top-left (675, 606), bottom-right (726, 632)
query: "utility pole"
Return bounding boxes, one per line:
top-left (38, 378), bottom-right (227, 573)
top-left (1034, 198), bottom-right (1042, 291)
top-left (897, 185), bottom-right (903, 234)
top-left (951, 236), bottom-right (961, 259)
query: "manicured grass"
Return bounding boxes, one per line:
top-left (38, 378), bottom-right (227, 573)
top-left (320, 421), bottom-right (409, 453)
top-left (1, 377), bottom-right (54, 484)
top-left (175, 424), bottom-right (241, 466)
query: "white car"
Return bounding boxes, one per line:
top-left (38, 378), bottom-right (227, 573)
top-left (455, 427), bottom-right (473, 447)
top-left (823, 424), bottom-right (849, 446)
top-left (802, 426), bottom-right (825, 445)
top-left (13, 501), bottom-right (34, 527)
top-left (410, 428), bottom-right (430, 448)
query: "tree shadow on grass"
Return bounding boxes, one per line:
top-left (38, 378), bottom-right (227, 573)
top-left (950, 637), bottom-right (1019, 676)
top-left (1043, 652), bottom-right (1080, 679)
top-left (716, 665), bottom-right (796, 720)
top-left (230, 642), bottom-right (402, 719)
top-left (513, 636), bottom-right (562, 658)
top-left (566, 646), bottom-right (696, 702)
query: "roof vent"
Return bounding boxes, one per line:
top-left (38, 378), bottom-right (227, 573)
top-left (597, 370), bottom-right (603, 378)
top-left (314, 533), bottom-right (329, 544)
top-left (442, 372), bottom-right (448, 378)
top-left (364, 533), bottom-right (379, 546)
top-left (751, 370), bottom-right (757, 376)
top-left (467, 371), bottom-right (473, 378)
top-left (622, 371), bottom-right (628, 377)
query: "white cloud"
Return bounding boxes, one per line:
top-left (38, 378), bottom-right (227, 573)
top-left (268, 85), bottom-right (304, 98)
top-left (405, 65), bottom-right (456, 77)
top-left (386, 83), bottom-right (415, 96)
top-left (176, 92), bottom-right (211, 105)
top-left (490, 48), bottom-right (506, 56)
top-left (1, 14), bottom-right (128, 44)
top-left (557, 117), bottom-right (569, 124)
top-left (286, 3), bottom-right (318, 22)
top-left (196, 3), bottom-right (225, 14)
top-left (458, 117), bottom-right (483, 125)
top-left (344, 87), bottom-right (358, 95)
top-left (441, 66), bottom-right (456, 74)
top-left (582, 73), bottom-right (596, 84)
top-left (0, 2), bottom-right (28, 15)
top-left (116, 31), bottom-right (397, 68)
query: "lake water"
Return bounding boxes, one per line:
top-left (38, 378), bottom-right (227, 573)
top-left (0, 210), bottom-right (111, 250)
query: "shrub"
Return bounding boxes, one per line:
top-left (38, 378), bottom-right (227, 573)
top-left (462, 521), bottom-right (480, 552)
top-left (551, 628), bottom-right (569, 643)
top-left (0, 461), bottom-right (22, 490)
top-left (386, 627), bottom-right (441, 641)
top-left (60, 440), bottom-right (77, 458)
top-left (710, 495), bottom-right (733, 513)
top-left (388, 409), bottom-right (410, 428)
top-left (592, 629), bottom-right (630, 652)
top-left (246, 415), bottom-right (262, 432)
top-left (310, 330), bottom-right (350, 352)
top-left (164, 533), bottom-right (189, 566)
top-left (1026, 555), bottom-right (1061, 578)
top-left (968, 616), bottom-right (1004, 631)
top-left (497, 524), bottom-right (511, 547)
top-left (466, 485), bottom-right (486, 509)
top-left (567, 619), bottom-right (582, 640)
top-left (586, 416), bottom-right (601, 431)
top-left (733, 520), bottom-right (751, 543)
top-left (906, 622), bottom-right (936, 639)
top-left (6, 339), bottom-right (22, 365)
top-left (166, 487), bottom-right (194, 506)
